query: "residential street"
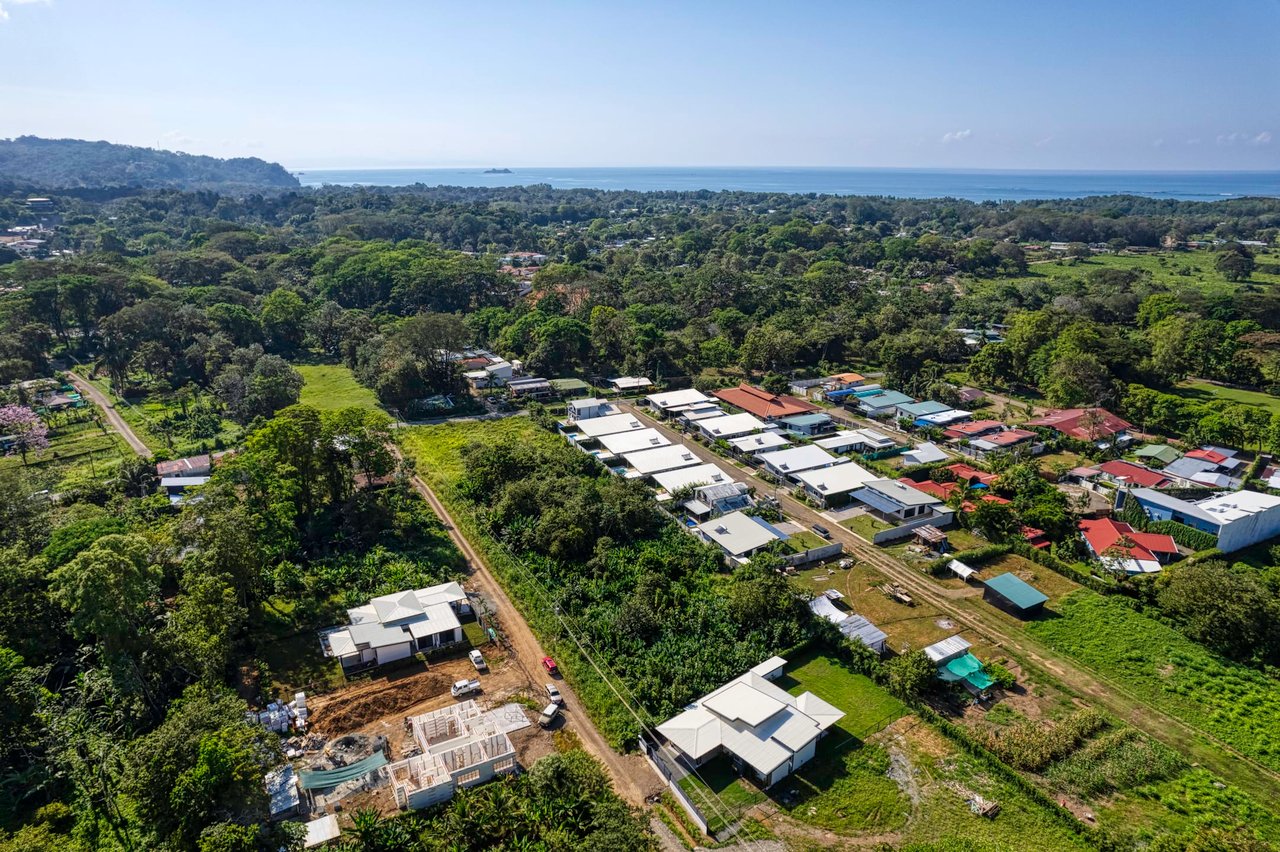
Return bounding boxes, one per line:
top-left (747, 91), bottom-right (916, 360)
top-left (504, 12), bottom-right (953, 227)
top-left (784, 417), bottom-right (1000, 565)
top-left (616, 400), bottom-right (1280, 809)
top-left (394, 446), bottom-right (660, 806)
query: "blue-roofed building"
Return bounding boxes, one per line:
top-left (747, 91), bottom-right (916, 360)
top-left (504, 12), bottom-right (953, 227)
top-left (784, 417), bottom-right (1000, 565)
top-left (896, 400), bottom-right (950, 420)
top-left (982, 573), bottom-right (1048, 617)
top-left (779, 412), bottom-right (836, 436)
top-left (856, 390), bottom-right (916, 417)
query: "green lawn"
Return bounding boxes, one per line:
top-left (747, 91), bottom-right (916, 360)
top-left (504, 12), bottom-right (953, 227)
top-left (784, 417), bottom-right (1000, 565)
top-left (784, 529), bottom-right (826, 553)
top-left (776, 650), bottom-right (907, 742)
top-left (296, 364), bottom-right (383, 412)
top-left (1175, 379), bottom-right (1280, 416)
top-left (82, 372), bottom-right (240, 457)
top-left (840, 512), bottom-right (894, 540)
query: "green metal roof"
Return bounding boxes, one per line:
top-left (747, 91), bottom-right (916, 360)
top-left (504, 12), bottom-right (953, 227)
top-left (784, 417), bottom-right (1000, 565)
top-left (1133, 444), bottom-right (1181, 466)
top-left (937, 653), bottom-right (995, 690)
top-left (984, 573), bottom-right (1048, 610)
top-left (779, 413), bottom-right (832, 426)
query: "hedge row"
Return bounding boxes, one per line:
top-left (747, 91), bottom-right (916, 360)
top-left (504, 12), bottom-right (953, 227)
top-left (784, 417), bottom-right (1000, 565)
top-left (1147, 520), bottom-right (1219, 552)
top-left (1008, 540), bottom-right (1116, 594)
top-left (927, 543), bottom-right (1011, 576)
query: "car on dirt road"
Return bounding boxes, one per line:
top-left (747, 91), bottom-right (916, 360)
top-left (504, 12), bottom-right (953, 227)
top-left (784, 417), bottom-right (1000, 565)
top-left (538, 703), bottom-right (560, 727)
top-left (468, 649), bottom-right (487, 671)
top-left (541, 656), bottom-right (559, 675)
top-left (451, 679), bottom-right (481, 698)
top-left (544, 683), bottom-right (563, 705)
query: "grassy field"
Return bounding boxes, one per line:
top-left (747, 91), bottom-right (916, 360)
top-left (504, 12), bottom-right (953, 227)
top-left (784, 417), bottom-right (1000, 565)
top-left (840, 512), bottom-right (894, 539)
top-left (783, 529), bottom-right (826, 553)
top-left (1027, 591), bottom-right (1280, 773)
top-left (296, 364), bottom-right (383, 412)
top-left (1175, 379), bottom-right (1280, 416)
top-left (83, 373), bottom-right (240, 457)
top-left (0, 411), bottom-right (133, 492)
top-left (1019, 249), bottom-right (1280, 296)
top-left (777, 650), bottom-right (907, 741)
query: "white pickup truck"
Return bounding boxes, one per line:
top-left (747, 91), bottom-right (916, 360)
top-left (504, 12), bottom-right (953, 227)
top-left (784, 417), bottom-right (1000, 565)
top-left (451, 679), bottom-right (481, 698)
top-left (468, 649), bottom-right (488, 671)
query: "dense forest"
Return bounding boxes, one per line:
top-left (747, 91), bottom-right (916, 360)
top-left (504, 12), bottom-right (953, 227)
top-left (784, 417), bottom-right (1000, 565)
top-left (0, 137), bottom-right (299, 192)
top-left (4, 180), bottom-right (1280, 850)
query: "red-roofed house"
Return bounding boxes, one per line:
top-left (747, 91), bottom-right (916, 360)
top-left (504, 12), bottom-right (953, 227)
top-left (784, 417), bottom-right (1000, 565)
top-left (1022, 526), bottom-right (1050, 549)
top-left (1079, 518), bottom-right (1179, 575)
top-left (898, 478), bottom-right (1009, 512)
top-left (713, 384), bottom-right (818, 421)
top-left (1026, 408), bottom-right (1131, 443)
top-left (944, 419), bottom-right (1005, 440)
top-left (1098, 460), bottom-right (1171, 489)
top-left (946, 463), bottom-right (998, 487)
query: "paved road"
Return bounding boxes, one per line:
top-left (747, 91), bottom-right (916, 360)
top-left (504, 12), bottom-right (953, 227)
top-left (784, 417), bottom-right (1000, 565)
top-left (68, 371), bottom-right (152, 458)
top-left (619, 402), bottom-right (1280, 807)
top-left (392, 446), bottom-right (659, 806)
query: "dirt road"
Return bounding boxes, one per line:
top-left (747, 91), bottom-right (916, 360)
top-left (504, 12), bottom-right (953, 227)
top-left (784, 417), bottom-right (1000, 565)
top-left (394, 447), bottom-right (658, 806)
top-left (619, 402), bottom-right (1280, 808)
top-left (68, 371), bottom-right (152, 458)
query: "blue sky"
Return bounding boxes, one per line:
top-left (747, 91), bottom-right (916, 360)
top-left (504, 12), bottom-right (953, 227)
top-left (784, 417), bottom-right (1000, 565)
top-left (0, 0), bottom-right (1277, 170)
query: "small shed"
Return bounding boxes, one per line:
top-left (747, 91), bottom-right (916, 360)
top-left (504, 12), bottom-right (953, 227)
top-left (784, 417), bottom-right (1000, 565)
top-left (983, 572), bottom-right (1048, 617)
top-left (947, 559), bottom-right (976, 581)
top-left (913, 525), bottom-right (948, 550)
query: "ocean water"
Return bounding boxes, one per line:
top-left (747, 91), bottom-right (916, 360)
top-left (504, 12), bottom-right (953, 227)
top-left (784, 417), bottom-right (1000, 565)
top-left (293, 166), bottom-right (1280, 202)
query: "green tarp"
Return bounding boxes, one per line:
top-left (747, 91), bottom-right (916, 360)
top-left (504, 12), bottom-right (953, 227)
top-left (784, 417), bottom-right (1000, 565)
top-left (937, 653), bottom-right (995, 691)
top-left (298, 752), bottom-right (388, 790)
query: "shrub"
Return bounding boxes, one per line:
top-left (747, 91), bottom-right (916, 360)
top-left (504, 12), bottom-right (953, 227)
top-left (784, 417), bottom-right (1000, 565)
top-left (981, 707), bottom-right (1108, 771)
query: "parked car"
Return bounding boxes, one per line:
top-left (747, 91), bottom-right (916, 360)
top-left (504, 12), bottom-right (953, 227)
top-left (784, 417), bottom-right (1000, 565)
top-left (537, 703), bottom-right (560, 727)
top-left (468, 649), bottom-right (487, 671)
top-left (812, 524), bottom-right (831, 539)
top-left (545, 683), bottom-right (563, 705)
top-left (541, 656), bottom-right (559, 675)
top-left (451, 679), bottom-right (481, 698)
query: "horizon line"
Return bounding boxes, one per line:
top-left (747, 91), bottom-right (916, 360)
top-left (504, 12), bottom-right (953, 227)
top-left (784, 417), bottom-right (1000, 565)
top-left (288, 164), bottom-right (1280, 175)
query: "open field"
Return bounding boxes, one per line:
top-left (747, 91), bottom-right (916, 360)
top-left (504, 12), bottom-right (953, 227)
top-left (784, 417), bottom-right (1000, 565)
top-left (296, 363), bottom-right (383, 412)
top-left (1017, 249), bottom-right (1280, 296)
top-left (1027, 591), bottom-right (1280, 772)
top-left (83, 373), bottom-right (240, 456)
top-left (0, 411), bottom-right (132, 491)
top-left (1175, 379), bottom-right (1280, 416)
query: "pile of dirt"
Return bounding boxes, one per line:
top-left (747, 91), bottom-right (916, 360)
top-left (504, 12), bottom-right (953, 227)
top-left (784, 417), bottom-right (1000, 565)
top-left (309, 671), bottom-right (454, 733)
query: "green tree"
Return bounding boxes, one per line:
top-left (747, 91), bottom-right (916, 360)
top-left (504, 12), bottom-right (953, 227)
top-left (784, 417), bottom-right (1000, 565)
top-left (260, 289), bottom-right (307, 352)
top-left (885, 649), bottom-right (935, 699)
top-left (48, 534), bottom-right (160, 656)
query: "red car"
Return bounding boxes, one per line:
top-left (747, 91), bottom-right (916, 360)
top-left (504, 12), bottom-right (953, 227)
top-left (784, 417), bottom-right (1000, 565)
top-left (541, 656), bottom-right (559, 675)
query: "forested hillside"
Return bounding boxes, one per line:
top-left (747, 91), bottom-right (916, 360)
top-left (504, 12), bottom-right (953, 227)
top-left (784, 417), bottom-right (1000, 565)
top-left (0, 137), bottom-right (299, 191)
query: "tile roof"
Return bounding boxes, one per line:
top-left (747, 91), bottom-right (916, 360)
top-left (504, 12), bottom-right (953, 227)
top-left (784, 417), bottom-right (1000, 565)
top-left (1026, 408), bottom-right (1131, 440)
top-left (1098, 460), bottom-right (1171, 489)
top-left (713, 383), bottom-right (818, 419)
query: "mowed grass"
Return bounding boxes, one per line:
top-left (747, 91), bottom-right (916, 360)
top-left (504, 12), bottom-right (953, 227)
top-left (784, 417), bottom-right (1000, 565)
top-left (777, 650), bottom-right (907, 741)
top-left (1175, 379), bottom-right (1280, 416)
top-left (1027, 591), bottom-right (1280, 772)
top-left (296, 364), bottom-right (382, 412)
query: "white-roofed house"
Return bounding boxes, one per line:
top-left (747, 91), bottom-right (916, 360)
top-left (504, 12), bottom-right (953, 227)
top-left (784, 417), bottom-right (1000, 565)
top-left (622, 444), bottom-right (702, 477)
top-left (794, 461), bottom-right (879, 507)
top-left (566, 398), bottom-right (616, 423)
top-left (320, 581), bottom-right (470, 670)
top-left (852, 479), bottom-right (945, 521)
top-left (901, 442), bottom-right (949, 465)
top-left (727, 431), bottom-right (791, 455)
top-left (656, 657), bottom-right (844, 787)
top-left (1120, 487), bottom-right (1280, 553)
top-left (695, 412), bottom-right (768, 441)
top-left (694, 510), bottom-right (789, 563)
top-left (645, 388), bottom-right (714, 415)
top-left (574, 412), bottom-right (647, 439)
top-left (610, 376), bottom-right (654, 392)
top-left (595, 427), bottom-right (670, 458)
top-left (652, 463), bottom-right (733, 494)
top-left (756, 445), bottom-right (841, 481)
top-left (815, 429), bottom-right (895, 455)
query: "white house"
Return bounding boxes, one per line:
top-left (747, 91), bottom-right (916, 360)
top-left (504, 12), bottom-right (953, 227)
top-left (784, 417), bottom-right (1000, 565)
top-left (683, 482), bottom-right (754, 519)
top-left (1121, 488), bottom-right (1280, 553)
top-left (596, 428), bottom-right (670, 458)
top-left (756, 445), bottom-right (841, 481)
top-left (815, 429), bottom-right (895, 455)
top-left (727, 432), bottom-right (791, 455)
top-left (851, 479), bottom-right (942, 521)
top-left (794, 461), bottom-right (879, 507)
top-left (651, 463), bottom-right (734, 494)
top-left (645, 388), bottom-right (714, 415)
top-left (694, 510), bottom-right (789, 562)
top-left (696, 412), bottom-right (768, 441)
top-left (321, 582), bottom-right (470, 670)
top-left (610, 376), bottom-right (653, 392)
top-left (622, 444), bottom-right (702, 477)
top-left (574, 413), bottom-right (647, 439)
top-left (901, 442), bottom-right (949, 465)
top-left (566, 398), bottom-right (616, 422)
top-left (388, 700), bottom-right (519, 810)
top-left (656, 658), bottom-right (844, 787)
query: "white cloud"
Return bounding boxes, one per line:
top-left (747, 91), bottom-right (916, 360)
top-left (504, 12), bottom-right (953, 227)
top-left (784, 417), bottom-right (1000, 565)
top-left (1217, 131), bottom-right (1272, 146)
top-left (0, 0), bottom-right (50, 22)
top-left (941, 129), bottom-right (972, 144)
top-left (1186, 138), bottom-right (1201, 146)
